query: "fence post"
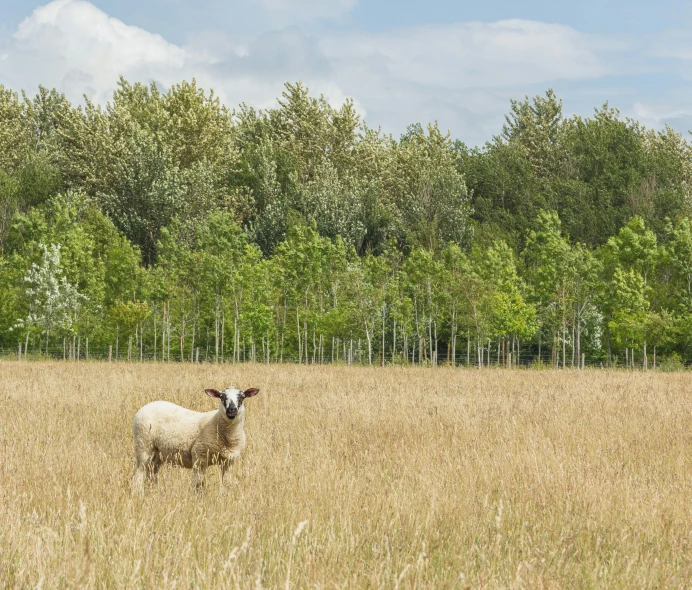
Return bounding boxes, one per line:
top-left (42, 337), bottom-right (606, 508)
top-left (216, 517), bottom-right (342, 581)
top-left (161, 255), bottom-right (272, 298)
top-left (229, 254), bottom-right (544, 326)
top-left (86, 337), bottom-right (89, 361)
top-left (196, 347), bottom-right (200, 364)
top-left (508, 352), bottom-right (512, 369)
top-left (581, 353), bottom-right (585, 370)
top-left (109, 345), bottom-right (112, 363)
top-left (18, 342), bottom-right (22, 361)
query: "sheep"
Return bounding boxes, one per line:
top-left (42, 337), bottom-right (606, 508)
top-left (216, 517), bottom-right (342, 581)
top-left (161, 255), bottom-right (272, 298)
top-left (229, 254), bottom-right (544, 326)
top-left (132, 386), bottom-right (260, 490)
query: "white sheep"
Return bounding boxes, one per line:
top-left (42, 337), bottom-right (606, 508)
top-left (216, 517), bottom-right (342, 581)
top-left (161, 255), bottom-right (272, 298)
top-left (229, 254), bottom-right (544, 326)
top-left (132, 386), bottom-right (260, 490)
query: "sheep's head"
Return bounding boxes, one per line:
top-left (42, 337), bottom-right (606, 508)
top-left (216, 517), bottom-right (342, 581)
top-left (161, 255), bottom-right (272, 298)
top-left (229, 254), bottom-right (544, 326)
top-left (205, 387), bottom-right (260, 420)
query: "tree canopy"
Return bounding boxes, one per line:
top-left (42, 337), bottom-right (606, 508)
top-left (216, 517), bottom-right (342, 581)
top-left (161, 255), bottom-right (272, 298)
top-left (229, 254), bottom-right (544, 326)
top-left (1, 80), bottom-right (691, 367)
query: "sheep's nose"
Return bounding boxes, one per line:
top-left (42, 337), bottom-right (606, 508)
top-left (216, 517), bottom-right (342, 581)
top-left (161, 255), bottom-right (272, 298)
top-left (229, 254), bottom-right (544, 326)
top-left (227, 408), bottom-right (238, 418)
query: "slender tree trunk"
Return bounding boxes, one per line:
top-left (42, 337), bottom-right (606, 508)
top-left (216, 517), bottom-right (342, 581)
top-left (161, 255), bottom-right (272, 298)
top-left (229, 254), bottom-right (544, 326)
top-left (214, 307), bottom-right (219, 364)
top-left (608, 338), bottom-right (612, 368)
top-left (538, 331), bottom-right (541, 364)
top-left (312, 328), bottom-right (317, 365)
top-left (433, 320), bottom-right (438, 367)
top-left (161, 304), bottom-right (166, 362)
top-left (365, 324), bottom-right (372, 365)
top-left (221, 310), bottom-right (225, 363)
top-left (296, 307), bottom-right (301, 364)
top-left (234, 304), bottom-right (239, 363)
top-left (393, 318), bottom-right (397, 363)
top-left (382, 304), bottom-right (386, 367)
top-left (451, 319), bottom-right (456, 367)
top-left (190, 320), bottom-right (196, 363)
top-left (467, 330), bottom-right (470, 367)
top-left (643, 340), bottom-right (648, 371)
top-left (577, 309), bottom-right (581, 368)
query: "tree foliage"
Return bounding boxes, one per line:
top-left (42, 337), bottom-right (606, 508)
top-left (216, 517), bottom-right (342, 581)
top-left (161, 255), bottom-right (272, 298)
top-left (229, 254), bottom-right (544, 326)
top-left (1, 80), bottom-right (692, 366)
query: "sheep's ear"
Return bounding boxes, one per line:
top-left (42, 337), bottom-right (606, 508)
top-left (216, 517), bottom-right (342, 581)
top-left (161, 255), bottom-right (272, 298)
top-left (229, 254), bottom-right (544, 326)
top-left (243, 388), bottom-right (260, 398)
top-left (205, 389), bottom-right (223, 398)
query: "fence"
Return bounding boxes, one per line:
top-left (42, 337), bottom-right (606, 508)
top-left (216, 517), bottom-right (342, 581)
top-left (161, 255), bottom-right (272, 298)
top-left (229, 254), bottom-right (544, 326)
top-left (2, 343), bottom-right (689, 370)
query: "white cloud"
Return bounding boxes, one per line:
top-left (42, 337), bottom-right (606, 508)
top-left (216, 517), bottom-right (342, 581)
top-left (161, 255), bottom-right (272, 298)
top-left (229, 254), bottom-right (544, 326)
top-left (630, 101), bottom-right (692, 131)
top-left (323, 20), bottom-right (608, 90)
top-left (0, 0), bottom-right (614, 145)
top-left (649, 29), bottom-right (692, 60)
top-left (3, 0), bottom-right (186, 103)
top-left (253, 0), bottom-right (358, 21)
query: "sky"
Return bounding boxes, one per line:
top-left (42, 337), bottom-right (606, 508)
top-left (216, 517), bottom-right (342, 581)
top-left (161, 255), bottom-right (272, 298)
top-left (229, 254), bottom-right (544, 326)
top-left (0, 0), bottom-right (691, 146)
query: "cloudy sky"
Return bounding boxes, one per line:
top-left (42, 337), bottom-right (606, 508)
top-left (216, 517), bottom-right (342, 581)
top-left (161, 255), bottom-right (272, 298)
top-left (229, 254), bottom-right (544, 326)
top-left (1, 0), bottom-right (691, 145)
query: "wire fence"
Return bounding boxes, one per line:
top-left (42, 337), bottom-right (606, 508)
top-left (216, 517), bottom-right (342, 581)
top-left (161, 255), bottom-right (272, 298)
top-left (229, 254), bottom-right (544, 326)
top-left (1, 345), bottom-right (690, 371)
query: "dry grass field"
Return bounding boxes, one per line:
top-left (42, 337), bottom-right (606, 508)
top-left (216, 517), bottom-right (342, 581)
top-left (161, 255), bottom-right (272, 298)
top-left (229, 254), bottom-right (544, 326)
top-left (1, 362), bottom-right (691, 588)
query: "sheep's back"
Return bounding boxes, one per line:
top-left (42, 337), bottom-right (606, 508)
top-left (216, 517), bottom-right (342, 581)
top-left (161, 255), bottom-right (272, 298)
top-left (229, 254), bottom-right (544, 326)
top-left (133, 402), bottom-right (216, 467)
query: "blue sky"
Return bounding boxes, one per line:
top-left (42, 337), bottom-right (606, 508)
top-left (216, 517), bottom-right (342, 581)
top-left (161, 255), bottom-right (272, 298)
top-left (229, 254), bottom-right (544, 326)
top-left (1, 0), bottom-right (691, 145)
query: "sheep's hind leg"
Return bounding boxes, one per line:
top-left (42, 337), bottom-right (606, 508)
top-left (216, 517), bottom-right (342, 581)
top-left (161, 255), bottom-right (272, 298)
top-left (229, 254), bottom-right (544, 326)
top-left (133, 453), bottom-right (153, 492)
top-left (133, 448), bottom-right (160, 492)
top-left (133, 461), bottom-right (146, 492)
top-left (148, 452), bottom-right (162, 485)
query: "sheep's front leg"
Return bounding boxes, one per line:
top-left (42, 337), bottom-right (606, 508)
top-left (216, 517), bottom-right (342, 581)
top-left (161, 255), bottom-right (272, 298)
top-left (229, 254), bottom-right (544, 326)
top-left (221, 462), bottom-right (234, 487)
top-left (221, 451), bottom-right (241, 487)
top-left (192, 465), bottom-right (206, 491)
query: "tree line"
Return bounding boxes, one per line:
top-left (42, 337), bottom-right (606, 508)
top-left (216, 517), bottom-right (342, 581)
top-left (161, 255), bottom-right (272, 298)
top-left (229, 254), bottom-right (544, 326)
top-left (1, 79), bottom-right (691, 367)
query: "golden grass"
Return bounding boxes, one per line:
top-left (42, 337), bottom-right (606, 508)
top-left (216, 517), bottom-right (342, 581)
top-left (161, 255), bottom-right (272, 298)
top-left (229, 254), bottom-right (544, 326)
top-left (1, 362), bottom-right (691, 588)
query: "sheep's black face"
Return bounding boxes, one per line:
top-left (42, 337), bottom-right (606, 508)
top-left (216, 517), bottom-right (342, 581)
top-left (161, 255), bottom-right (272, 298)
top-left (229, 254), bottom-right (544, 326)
top-left (220, 388), bottom-right (243, 420)
top-left (205, 386), bottom-right (259, 420)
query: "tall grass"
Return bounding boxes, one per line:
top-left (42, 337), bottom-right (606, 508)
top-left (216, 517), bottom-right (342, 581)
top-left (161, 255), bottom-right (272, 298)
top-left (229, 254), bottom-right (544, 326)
top-left (1, 362), bottom-right (691, 588)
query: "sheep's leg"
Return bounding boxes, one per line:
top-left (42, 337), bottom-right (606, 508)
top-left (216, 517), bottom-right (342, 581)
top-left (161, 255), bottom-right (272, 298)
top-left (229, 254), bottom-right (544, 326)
top-left (133, 462), bottom-right (146, 491)
top-left (134, 454), bottom-right (156, 491)
top-left (221, 462), bottom-right (233, 487)
top-left (133, 446), bottom-right (161, 491)
top-left (221, 451), bottom-right (241, 487)
top-left (149, 455), bottom-right (162, 485)
top-left (192, 465), bottom-right (206, 491)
